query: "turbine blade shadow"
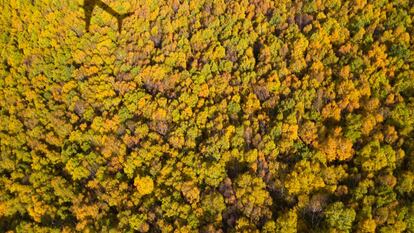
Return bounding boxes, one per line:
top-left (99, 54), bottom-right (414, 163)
top-left (82, 0), bottom-right (133, 33)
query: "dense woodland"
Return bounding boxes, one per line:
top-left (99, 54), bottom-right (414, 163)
top-left (1, 0), bottom-right (414, 232)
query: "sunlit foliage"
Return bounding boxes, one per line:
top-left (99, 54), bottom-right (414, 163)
top-left (1, 0), bottom-right (413, 232)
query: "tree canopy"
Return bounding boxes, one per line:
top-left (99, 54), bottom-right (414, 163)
top-left (0, 0), bottom-right (413, 232)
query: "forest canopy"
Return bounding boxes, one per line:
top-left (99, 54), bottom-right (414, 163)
top-left (0, 0), bottom-right (414, 232)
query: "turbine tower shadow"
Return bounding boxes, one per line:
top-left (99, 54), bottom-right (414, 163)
top-left (82, 0), bottom-right (133, 33)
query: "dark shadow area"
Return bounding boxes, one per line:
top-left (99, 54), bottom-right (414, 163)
top-left (225, 159), bottom-right (249, 180)
top-left (82, 0), bottom-right (133, 33)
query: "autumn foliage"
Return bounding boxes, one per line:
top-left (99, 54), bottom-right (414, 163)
top-left (1, 0), bottom-right (414, 232)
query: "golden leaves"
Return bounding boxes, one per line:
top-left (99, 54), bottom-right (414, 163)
top-left (134, 176), bottom-right (154, 195)
top-left (2, 0), bottom-right (414, 232)
top-left (244, 93), bottom-right (261, 116)
top-left (181, 181), bottom-right (200, 204)
top-left (317, 127), bottom-right (355, 162)
top-left (285, 161), bottom-right (325, 195)
top-left (27, 196), bottom-right (48, 223)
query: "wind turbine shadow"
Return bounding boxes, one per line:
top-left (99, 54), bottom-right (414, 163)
top-left (82, 0), bottom-right (133, 33)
